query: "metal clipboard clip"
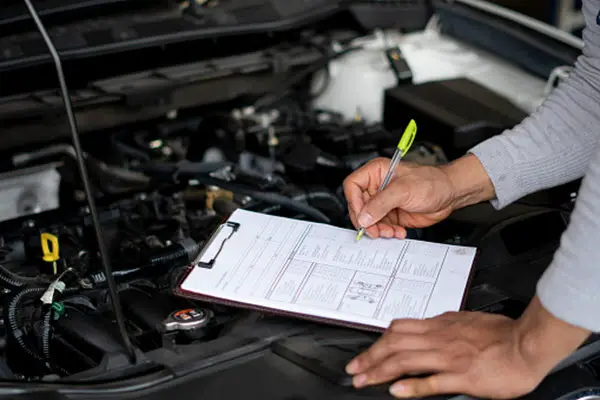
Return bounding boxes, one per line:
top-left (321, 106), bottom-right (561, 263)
top-left (193, 221), bottom-right (240, 269)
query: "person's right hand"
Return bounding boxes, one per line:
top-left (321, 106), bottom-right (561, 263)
top-left (343, 154), bottom-right (496, 239)
top-left (343, 157), bottom-right (457, 239)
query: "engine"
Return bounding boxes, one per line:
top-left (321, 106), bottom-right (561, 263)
top-left (0, 28), bottom-right (576, 383)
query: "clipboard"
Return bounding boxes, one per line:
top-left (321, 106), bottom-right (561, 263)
top-left (173, 210), bottom-right (478, 333)
top-left (173, 219), bottom-right (384, 332)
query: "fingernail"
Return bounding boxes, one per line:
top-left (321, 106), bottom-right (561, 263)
top-left (390, 383), bottom-right (409, 397)
top-left (358, 213), bottom-right (373, 227)
top-left (346, 360), bottom-right (358, 374)
top-left (353, 374), bottom-right (367, 387)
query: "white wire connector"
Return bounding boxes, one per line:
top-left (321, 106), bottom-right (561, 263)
top-left (40, 267), bottom-right (74, 304)
top-left (40, 280), bottom-right (66, 304)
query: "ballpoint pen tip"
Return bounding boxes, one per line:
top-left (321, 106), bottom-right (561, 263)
top-left (356, 230), bottom-right (364, 241)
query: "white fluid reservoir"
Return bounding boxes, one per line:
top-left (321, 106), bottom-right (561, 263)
top-left (310, 31), bottom-right (403, 123)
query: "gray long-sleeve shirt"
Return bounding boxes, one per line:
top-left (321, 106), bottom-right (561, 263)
top-left (469, 0), bottom-right (600, 331)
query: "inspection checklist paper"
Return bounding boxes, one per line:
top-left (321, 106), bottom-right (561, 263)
top-left (179, 209), bottom-right (477, 330)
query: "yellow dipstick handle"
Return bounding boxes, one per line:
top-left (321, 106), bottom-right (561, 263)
top-left (41, 233), bottom-right (59, 274)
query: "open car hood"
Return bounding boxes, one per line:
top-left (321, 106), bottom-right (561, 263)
top-left (0, 2), bottom-right (597, 400)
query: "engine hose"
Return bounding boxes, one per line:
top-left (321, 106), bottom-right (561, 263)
top-left (6, 288), bottom-right (47, 363)
top-left (89, 239), bottom-right (200, 285)
top-left (136, 161), bottom-right (231, 177)
top-left (6, 286), bottom-right (79, 365)
top-left (111, 132), bottom-right (151, 161)
top-left (248, 191), bottom-right (330, 223)
top-left (295, 192), bottom-right (344, 212)
top-left (0, 263), bottom-right (40, 290)
top-left (149, 238), bottom-right (199, 268)
top-left (138, 162), bottom-right (331, 223)
top-left (261, 192), bottom-right (344, 215)
top-left (89, 268), bottom-right (140, 285)
top-left (41, 308), bottom-right (52, 360)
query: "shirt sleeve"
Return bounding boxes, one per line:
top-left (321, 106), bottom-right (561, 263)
top-left (469, 0), bottom-right (600, 209)
top-left (537, 143), bottom-right (600, 332)
top-left (470, 1), bottom-right (600, 332)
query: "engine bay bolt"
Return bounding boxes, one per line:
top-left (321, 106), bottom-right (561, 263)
top-left (166, 109), bottom-right (178, 120)
top-left (79, 278), bottom-right (93, 289)
top-left (74, 190), bottom-right (86, 201)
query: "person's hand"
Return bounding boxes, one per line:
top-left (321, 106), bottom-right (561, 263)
top-left (343, 157), bottom-right (455, 239)
top-left (343, 154), bottom-right (496, 238)
top-left (345, 297), bottom-right (590, 399)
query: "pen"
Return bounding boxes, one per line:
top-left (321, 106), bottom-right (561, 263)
top-left (356, 119), bottom-right (418, 241)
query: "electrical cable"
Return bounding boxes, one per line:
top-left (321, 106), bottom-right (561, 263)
top-left (22, 0), bottom-right (137, 363)
top-left (0, 263), bottom-right (40, 289)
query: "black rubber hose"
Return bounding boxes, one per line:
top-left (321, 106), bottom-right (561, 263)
top-left (248, 191), bottom-right (330, 223)
top-left (139, 163), bottom-right (331, 223)
top-left (6, 288), bottom-right (47, 363)
top-left (88, 239), bottom-right (200, 286)
top-left (137, 161), bottom-right (231, 176)
top-left (148, 238), bottom-right (200, 268)
top-left (213, 197), bottom-right (241, 216)
top-left (260, 191), bottom-right (344, 215)
top-left (41, 308), bottom-right (52, 360)
top-left (0, 263), bottom-right (42, 290)
top-left (5, 286), bottom-right (79, 366)
top-left (111, 132), bottom-right (151, 161)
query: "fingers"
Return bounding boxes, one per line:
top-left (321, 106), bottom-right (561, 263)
top-left (377, 217), bottom-right (395, 238)
top-left (394, 226), bottom-right (407, 239)
top-left (344, 179), bottom-right (365, 230)
top-left (347, 330), bottom-right (440, 376)
top-left (389, 374), bottom-right (465, 398)
top-left (343, 159), bottom-right (383, 225)
top-left (346, 333), bottom-right (430, 375)
top-left (347, 319), bottom-right (444, 376)
top-left (357, 183), bottom-right (407, 229)
top-left (388, 318), bottom-right (443, 333)
top-left (352, 351), bottom-right (450, 388)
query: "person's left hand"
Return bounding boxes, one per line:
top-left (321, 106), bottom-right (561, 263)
top-left (345, 311), bottom-right (547, 399)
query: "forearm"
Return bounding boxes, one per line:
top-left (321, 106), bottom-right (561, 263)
top-left (441, 153), bottom-right (496, 210)
top-left (516, 296), bottom-right (590, 378)
top-left (465, 1), bottom-right (600, 209)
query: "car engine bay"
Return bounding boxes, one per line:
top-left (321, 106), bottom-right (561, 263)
top-left (0, 1), bottom-right (599, 398)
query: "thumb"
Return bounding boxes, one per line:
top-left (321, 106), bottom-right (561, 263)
top-left (357, 185), bottom-right (404, 228)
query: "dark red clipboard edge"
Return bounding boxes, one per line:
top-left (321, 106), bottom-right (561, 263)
top-left (172, 256), bottom-right (479, 335)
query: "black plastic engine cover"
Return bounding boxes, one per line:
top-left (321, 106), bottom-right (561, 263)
top-left (383, 78), bottom-right (528, 160)
top-left (52, 305), bottom-right (127, 374)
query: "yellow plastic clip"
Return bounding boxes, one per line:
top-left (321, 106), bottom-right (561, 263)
top-left (41, 233), bottom-right (59, 274)
top-left (396, 119), bottom-right (418, 156)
